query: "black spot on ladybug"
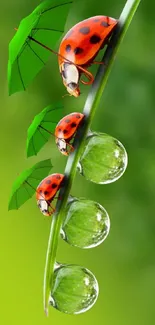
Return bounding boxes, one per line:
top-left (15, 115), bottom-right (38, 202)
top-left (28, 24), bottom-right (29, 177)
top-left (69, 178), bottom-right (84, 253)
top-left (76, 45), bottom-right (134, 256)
top-left (65, 44), bottom-right (71, 52)
top-left (79, 26), bottom-right (90, 35)
top-left (74, 47), bottom-right (84, 55)
top-left (51, 183), bottom-right (57, 189)
top-left (65, 118), bottom-right (71, 123)
top-left (46, 179), bottom-right (51, 184)
top-left (58, 128), bottom-right (62, 132)
top-left (56, 175), bottom-right (61, 180)
top-left (40, 190), bottom-right (42, 193)
top-left (71, 122), bottom-right (77, 128)
top-left (76, 114), bottom-right (81, 119)
top-left (101, 21), bottom-right (110, 27)
top-left (90, 34), bottom-right (101, 44)
top-left (44, 191), bottom-right (49, 195)
top-left (63, 129), bottom-right (68, 134)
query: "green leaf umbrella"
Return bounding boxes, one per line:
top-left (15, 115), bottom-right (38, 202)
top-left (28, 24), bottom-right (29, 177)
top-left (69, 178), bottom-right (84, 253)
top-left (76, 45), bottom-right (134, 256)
top-left (8, 159), bottom-right (53, 210)
top-left (8, 0), bottom-right (73, 95)
top-left (27, 102), bottom-right (63, 158)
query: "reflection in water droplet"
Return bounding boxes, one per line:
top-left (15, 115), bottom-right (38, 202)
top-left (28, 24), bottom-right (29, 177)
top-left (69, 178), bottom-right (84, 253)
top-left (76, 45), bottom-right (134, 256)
top-left (96, 212), bottom-right (102, 222)
top-left (60, 228), bottom-right (66, 240)
top-left (77, 161), bottom-right (82, 173)
top-left (54, 262), bottom-right (62, 271)
top-left (84, 277), bottom-right (90, 286)
top-left (49, 295), bottom-right (56, 307)
top-left (61, 197), bottom-right (110, 249)
top-left (78, 132), bottom-right (128, 184)
top-left (50, 264), bottom-right (99, 314)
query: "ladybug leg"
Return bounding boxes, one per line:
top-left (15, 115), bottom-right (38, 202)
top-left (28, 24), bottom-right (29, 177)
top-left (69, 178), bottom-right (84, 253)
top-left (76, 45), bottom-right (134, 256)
top-left (54, 196), bottom-right (62, 200)
top-left (66, 142), bottom-right (74, 155)
top-left (47, 200), bottom-right (56, 215)
top-left (78, 67), bottom-right (94, 85)
top-left (100, 39), bottom-right (110, 49)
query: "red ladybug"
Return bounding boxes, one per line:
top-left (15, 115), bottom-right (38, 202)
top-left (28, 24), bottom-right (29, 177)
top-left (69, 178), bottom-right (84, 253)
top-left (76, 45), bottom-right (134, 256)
top-left (36, 174), bottom-right (64, 216)
top-left (58, 15), bottom-right (117, 97)
top-left (55, 112), bottom-right (84, 155)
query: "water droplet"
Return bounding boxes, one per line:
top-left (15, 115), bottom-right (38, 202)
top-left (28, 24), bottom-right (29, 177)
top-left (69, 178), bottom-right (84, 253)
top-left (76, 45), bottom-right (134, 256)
top-left (78, 132), bottom-right (128, 184)
top-left (61, 197), bottom-right (110, 248)
top-left (50, 264), bottom-right (99, 314)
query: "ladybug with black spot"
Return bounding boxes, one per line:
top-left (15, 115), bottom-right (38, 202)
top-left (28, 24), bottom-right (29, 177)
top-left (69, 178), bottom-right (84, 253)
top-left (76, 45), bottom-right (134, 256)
top-left (36, 174), bottom-right (64, 216)
top-left (55, 112), bottom-right (84, 155)
top-left (58, 15), bottom-right (118, 97)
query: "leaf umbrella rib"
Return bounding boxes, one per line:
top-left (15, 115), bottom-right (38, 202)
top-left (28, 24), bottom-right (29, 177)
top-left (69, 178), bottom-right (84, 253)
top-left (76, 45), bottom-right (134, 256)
top-left (17, 56), bottom-right (25, 90)
top-left (31, 15), bottom-right (41, 39)
top-left (26, 40), bottom-right (45, 65)
top-left (32, 28), bottom-right (64, 33)
top-left (32, 136), bottom-right (37, 155)
top-left (43, 1), bottom-right (73, 14)
top-left (24, 183), bottom-right (33, 197)
top-left (45, 107), bottom-right (63, 114)
top-left (33, 165), bottom-right (52, 171)
top-left (42, 120), bottom-right (57, 123)
top-left (38, 127), bottom-right (50, 141)
top-left (18, 42), bottom-right (28, 60)
top-left (28, 176), bottom-right (44, 181)
top-left (25, 180), bottom-right (36, 193)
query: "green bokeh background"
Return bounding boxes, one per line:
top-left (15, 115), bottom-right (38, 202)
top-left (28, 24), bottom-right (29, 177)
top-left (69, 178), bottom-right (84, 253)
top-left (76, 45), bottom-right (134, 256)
top-left (1, 0), bottom-right (155, 324)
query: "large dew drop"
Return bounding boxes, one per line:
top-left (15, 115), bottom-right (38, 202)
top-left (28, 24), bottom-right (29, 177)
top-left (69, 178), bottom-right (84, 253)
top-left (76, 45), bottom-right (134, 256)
top-left (50, 264), bottom-right (99, 314)
top-left (78, 132), bottom-right (128, 184)
top-left (61, 197), bottom-right (110, 248)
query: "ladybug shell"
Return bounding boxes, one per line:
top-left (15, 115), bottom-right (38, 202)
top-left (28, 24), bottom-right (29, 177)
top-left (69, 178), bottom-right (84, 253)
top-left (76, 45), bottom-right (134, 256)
top-left (55, 112), bottom-right (84, 140)
top-left (36, 174), bottom-right (64, 202)
top-left (59, 15), bottom-right (117, 67)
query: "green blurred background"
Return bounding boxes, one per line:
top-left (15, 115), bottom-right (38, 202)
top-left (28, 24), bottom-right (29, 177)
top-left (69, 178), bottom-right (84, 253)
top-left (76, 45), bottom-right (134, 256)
top-left (1, 0), bottom-right (155, 324)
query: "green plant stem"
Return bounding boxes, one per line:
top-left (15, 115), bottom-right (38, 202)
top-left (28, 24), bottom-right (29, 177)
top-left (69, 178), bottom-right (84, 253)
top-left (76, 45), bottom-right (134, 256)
top-left (43, 0), bottom-right (141, 316)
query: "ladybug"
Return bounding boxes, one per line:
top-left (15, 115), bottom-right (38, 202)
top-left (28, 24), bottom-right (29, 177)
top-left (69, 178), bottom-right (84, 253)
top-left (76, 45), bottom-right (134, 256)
top-left (55, 112), bottom-right (84, 155)
top-left (58, 15), bottom-right (117, 97)
top-left (36, 174), bottom-right (64, 216)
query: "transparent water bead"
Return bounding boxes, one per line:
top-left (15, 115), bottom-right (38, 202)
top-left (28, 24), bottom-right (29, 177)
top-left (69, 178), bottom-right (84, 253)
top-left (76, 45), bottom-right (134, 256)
top-left (61, 197), bottom-right (110, 248)
top-left (50, 264), bottom-right (99, 314)
top-left (78, 132), bottom-right (128, 184)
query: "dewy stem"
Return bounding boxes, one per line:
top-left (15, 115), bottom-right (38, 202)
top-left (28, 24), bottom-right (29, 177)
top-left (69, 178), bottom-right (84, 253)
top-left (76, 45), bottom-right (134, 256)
top-left (43, 0), bottom-right (141, 316)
